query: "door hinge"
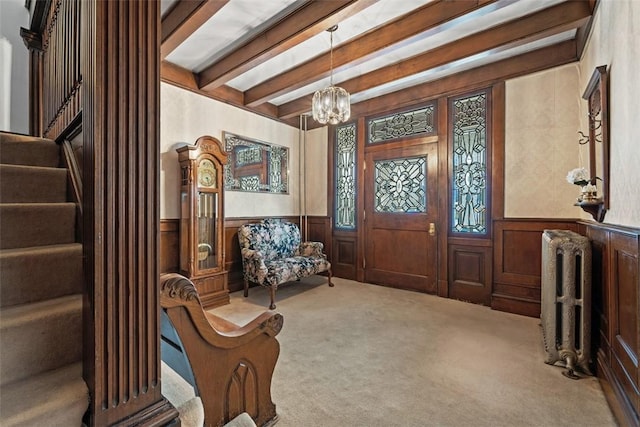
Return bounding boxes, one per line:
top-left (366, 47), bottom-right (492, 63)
top-left (363, 258), bottom-right (366, 269)
top-left (363, 210), bottom-right (366, 221)
top-left (363, 160), bottom-right (366, 170)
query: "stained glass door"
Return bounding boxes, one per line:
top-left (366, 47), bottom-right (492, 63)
top-left (364, 144), bottom-right (438, 293)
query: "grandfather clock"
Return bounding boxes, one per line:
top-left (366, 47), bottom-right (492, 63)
top-left (176, 135), bottom-right (229, 308)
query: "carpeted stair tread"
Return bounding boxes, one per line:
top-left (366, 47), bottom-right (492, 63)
top-left (0, 243), bottom-right (82, 307)
top-left (0, 132), bottom-right (60, 168)
top-left (0, 362), bottom-right (88, 427)
top-left (0, 164), bottom-right (68, 203)
top-left (0, 294), bottom-right (82, 386)
top-left (0, 202), bottom-right (76, 249)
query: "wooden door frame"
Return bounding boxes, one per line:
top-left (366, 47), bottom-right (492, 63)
top-left (329, 83), bottom-right (505, 302)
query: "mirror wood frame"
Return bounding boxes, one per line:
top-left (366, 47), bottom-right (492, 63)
top-left (580, 65), bottom-right (609, 222)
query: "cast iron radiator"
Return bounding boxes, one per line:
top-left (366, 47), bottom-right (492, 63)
top-left (541, 229), bottom-right (592, 379)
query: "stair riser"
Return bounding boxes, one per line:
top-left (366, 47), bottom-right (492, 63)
top-left (0, 134), bottom-right (60, 168)
top-left (0, 362), bottom-right (88, 427)
top-left (0, 165), bottom-right (68, 203)
top-left (1, 395), bottom-right (88, 427)
top-left (0, 204), bottom-right (76, 249)
top-left (0, 298), bottom-right (82, 386)
top-left (0, 245), bottom-right (83, 307)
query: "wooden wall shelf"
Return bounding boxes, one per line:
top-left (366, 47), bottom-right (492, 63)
top-left (575, 200), bottom-right (606, 222)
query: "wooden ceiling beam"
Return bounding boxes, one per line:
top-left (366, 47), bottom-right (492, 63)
top-left (300, 39), bottom-right (578, 130)
top-left (245, 0), bottom-right (508, 108)
top-left (277, 0), bottom-right (591, 119)
top-left (197, 0), bottom-right (378, 91)
top-left (161, 0), bottom-right (230, 60)
top-left (161, 61), bottom-right (279, 119)
top-left (351, 39), bottom-right (578, 121)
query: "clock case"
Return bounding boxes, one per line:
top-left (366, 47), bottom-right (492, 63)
top-left (176, 136), bottom-right (229, 308)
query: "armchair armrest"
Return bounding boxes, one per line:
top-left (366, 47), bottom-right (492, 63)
top-left (240, 248), bottom-right (269, 284)
top-left (298, 241), bottom-right (326, 257)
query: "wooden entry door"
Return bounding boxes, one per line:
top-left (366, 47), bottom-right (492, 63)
top-left (364, 143), bottom-right (438, 293)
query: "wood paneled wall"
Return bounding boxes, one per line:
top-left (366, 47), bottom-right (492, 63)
top-left (160, 220), bottom-right (180, 275)
top-left (492, 219), bottom-right (579, 317)
top-left (583, 222), bottom-right (639, 427)
top-left (22, 0), bottom-right (83, 139)
top-left (332, 231), bottom-right (358, 280)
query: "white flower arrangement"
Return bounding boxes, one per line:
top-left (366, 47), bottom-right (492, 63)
top-left (566, 167), bottom-right (591, 187)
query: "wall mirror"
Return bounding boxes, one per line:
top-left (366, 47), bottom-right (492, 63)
top-left (579, 65), bottom-right (609, 222)
top-left (223, 132), bottom-right (289, 193)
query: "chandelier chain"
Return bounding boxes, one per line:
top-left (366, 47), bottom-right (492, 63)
top-left (330, 30), bottom-right (334, 86)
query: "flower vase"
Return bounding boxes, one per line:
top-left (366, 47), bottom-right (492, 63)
top-left (581, 186), bottom-right (598, 203)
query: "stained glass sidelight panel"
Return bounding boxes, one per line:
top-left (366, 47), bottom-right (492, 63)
top-left (451, 92), bottom-right (488, 234)
top-left (367, 104), bottom-right (435, 144)
top-left (335, 123), bottom-right (357, 229)
top-left (374, 156), bottom-right (427, 213)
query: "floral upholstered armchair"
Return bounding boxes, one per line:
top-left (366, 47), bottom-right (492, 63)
top-left (237, 219), bottom-right (332, 309)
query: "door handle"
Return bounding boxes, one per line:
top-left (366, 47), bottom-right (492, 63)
top-left (429, 223), bottom-right (436, 236)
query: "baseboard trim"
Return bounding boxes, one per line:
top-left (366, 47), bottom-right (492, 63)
top-left (491, 293), bottom-right (540, 318)
top-left (109, 398), bottom-right (180, 427)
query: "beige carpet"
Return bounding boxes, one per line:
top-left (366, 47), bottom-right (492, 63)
top-left (171, 276), bottom-right (616, 427)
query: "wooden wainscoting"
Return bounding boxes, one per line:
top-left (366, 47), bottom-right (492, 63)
top-left (160, 219), bottom-right (180, 274)
top-left (332, 230), bottom-right (358, 280)
top-left (306, 216), bottom-right (332, 262)
top-left (492, 219), bottom-right (579, 317)
top-left (448, 240), bottom-right (492, 306)
top-left (582, 222), bottom-right (639, 427)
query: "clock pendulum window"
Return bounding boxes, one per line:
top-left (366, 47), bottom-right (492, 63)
top-left (176, 136), bottom-right (230, 308)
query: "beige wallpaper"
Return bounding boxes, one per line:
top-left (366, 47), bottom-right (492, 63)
top-left (505, 64), bottom-right (582, 218)
top-left (304, 126), bottom-right (329, 216)
top-left (578, 0), bottom-right (640, 228)
top-left (160, 83), bottom-right (300, 219)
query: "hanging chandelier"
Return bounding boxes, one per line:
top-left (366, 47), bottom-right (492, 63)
top-left (312, 25), bottom-right (350, 125)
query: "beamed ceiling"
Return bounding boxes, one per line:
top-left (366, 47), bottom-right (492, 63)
top-left (159, 0), bottom-right (595, 129)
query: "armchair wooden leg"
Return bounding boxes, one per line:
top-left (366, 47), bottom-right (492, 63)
top-left (244, 278), bottom-right (249, 297)
top-left (328, 269), bottom-right (334, 287)
top-left (269, 286), bottom-right (276, 310)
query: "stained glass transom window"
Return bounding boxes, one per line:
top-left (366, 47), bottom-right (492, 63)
top-left (367, 104), bottom-right (435, 144)
top-left (374, 156), bottom-right (426, 213)
top-left (451, 92), bottom-right (487, 234)
top-left (335, 123), bottom-right (357, 229)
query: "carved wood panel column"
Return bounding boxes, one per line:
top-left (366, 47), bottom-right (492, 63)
top-left (82, 1), bottom-right (178, 425)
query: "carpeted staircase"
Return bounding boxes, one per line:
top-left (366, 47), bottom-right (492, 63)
top-left (0, 132), bottom-right (88, 426)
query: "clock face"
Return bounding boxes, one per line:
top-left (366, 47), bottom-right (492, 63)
top-left (198, 159), bottom-right (216, 188)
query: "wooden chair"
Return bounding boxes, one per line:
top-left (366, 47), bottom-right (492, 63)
top-left (160, 273), bottom-right (283, 427)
